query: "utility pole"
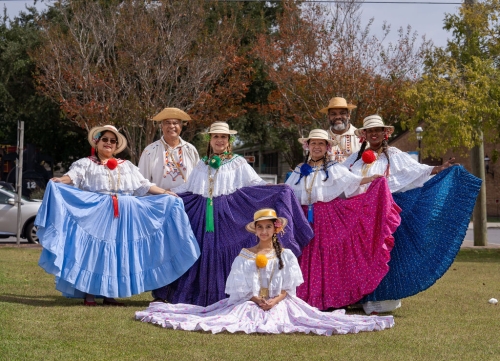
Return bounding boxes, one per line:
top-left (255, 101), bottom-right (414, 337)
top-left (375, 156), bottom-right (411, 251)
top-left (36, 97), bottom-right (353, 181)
top-left (465, 0), bottom-right (488, 246)
top-left (16, 121), bottom-right (24, 246)
top-left (471, 132), bottom-right (488, 246)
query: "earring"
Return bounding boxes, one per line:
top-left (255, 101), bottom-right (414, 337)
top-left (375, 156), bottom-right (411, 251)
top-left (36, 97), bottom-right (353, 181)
top-left (384, 133), bottom-right (389, 140)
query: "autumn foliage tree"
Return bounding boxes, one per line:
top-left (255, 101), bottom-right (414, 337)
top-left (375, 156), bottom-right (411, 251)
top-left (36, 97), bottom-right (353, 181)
top-left (33, 0), bottom-right (252, 162)
top-left (249, 1), bottom-right (431, 166)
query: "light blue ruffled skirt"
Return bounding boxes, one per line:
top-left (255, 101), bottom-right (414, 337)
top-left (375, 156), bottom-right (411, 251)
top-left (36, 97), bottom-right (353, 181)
top-left (36, 182), bottom-right (200, 298)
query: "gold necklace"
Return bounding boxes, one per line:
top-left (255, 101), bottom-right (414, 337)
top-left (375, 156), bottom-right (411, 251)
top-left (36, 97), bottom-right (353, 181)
top-left (257, 255), bottom-right (276, 299)
top-left (98, 156), bottom-right (121, 193)
top-left (305, 165), bottom-right (321, 205)
top-left (207, 166), bottom-right (220, 206)
top-left (361, 148), bottom-right (384, 177)
top-left (106, 167), bottom-right (120, 193)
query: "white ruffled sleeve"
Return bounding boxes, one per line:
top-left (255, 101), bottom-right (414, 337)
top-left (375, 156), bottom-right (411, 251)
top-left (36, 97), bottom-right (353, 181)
top-left (225, 254), bottom-right (257, 303)
top-left (386, 149), bottom-right (433, 192)
top-left (343, 148), bottom-right (434, 193)
top-left (268, 249), bottom-right (303, 297)
top-left (65, 158), bottom-right (91, 189)
top-left (122, 161), bottom-right (154, 196)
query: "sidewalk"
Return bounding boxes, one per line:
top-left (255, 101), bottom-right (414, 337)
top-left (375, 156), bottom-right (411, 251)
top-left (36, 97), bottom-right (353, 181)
top-left (462, 222), bottom-right (500, 249)
top-left (467, 222), bottom-right (500, 229)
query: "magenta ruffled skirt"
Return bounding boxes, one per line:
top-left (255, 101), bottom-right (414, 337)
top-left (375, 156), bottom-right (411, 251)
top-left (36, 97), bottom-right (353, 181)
top-left (297, 178), bottom-right (401, 310)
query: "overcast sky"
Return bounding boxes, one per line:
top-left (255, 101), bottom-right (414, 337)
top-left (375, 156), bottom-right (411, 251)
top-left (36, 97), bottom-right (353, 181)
top-left (2, 0), bottom-right (461, 48)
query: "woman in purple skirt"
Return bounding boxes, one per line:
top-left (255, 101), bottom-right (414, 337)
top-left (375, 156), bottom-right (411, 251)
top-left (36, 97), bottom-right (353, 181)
top-left (152, 122), bottom-right (313, 306)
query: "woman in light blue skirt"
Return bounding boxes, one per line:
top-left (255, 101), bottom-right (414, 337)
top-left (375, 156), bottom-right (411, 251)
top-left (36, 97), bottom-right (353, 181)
top-left (36, 125), bottom-right (200, 306)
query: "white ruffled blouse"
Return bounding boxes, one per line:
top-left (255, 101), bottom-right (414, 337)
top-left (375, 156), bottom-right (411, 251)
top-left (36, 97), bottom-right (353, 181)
top-left (65, 157), bottom-right (153, 196)
top-left (285, 160), bottom-right (362, 204)
top-left (225, 248), bottom-right (304, 304)
top-left (172, 155), bottom-right (267, 197)
top-left (344, 147), bottom-right (434, 195)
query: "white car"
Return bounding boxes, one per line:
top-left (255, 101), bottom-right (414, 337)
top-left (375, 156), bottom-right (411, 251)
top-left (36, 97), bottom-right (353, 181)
top-left (0, 185), bottom-right (41, 243)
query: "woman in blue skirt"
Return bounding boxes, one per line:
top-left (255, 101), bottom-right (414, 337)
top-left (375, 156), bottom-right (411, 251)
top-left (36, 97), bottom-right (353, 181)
top-left (36, 125), bottom-right (200, 306)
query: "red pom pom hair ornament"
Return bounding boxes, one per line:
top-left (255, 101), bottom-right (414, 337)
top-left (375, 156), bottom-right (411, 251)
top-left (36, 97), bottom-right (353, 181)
top-left (106, 158), bottom-right (118, 170)
top-left (361, 150), bottom-right (377, 164)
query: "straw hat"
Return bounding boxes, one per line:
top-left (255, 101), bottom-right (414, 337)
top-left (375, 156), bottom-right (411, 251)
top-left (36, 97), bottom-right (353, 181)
top-left (88, 125), bottom-right (128, 154)
top-left (354, 115), bottom-right (394, 137)
top-left (206, 122), bottom-right (237, 135)
top-left (319, 97), bottom-right (357, 114)
top-left (245, 208), bottom-right (288, 234)
top-left (298, 129), bottom-right (337, 146)
top-left (151, 107), bottom-right (192, 121)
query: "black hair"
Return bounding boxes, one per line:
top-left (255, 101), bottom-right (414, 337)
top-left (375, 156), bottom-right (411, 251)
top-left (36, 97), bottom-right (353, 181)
top-left (304, 140), bottom-right (329, 181)
top-left (272, 233), bottom-right (284, 270)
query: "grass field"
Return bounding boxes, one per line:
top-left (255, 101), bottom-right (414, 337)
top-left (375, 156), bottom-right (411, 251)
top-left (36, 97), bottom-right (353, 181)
top-left (1, 247), bottom-right (499, 361)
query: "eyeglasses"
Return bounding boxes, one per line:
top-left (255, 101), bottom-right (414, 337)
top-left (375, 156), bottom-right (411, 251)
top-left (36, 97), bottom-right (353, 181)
top-left (100, 137), bottom-right (118, 144)
top-left (162, 121), bottom-right (181, 127)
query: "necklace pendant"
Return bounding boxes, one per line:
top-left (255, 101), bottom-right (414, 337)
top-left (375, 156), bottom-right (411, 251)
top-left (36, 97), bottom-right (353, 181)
top-left (259, 287), bottom-right (269, 299)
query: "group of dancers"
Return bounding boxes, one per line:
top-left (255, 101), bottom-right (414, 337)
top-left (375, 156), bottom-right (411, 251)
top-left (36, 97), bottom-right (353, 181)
top-left (35, 98), bottom-right (482, 335)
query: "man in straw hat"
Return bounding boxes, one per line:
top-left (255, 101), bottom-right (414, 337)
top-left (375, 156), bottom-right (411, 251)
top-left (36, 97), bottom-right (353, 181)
top-left (319, 97), bottom-right (360, 163)
top-left (138, 107), bottom-right (200, 191)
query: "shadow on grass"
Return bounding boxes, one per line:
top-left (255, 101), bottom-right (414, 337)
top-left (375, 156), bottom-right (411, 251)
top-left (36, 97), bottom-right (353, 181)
top-left (0, 294), bottom-right (152, 308)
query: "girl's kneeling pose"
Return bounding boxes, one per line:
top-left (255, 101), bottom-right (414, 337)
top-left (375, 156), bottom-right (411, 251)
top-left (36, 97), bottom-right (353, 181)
top-left (135, 209), bottom-right (394, 335)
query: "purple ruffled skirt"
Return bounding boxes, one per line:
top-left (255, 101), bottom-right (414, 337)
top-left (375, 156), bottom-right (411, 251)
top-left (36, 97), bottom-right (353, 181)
top-left (153, 185), bottom-right (314, 306)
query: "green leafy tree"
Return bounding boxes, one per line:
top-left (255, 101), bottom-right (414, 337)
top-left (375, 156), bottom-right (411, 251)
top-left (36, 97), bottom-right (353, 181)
top-left (403, 0), bottom-right (500, 158)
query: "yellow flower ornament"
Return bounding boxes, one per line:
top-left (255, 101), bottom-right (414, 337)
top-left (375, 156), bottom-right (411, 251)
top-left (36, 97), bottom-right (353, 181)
top-left (255, 254), bottom-right (268, 268)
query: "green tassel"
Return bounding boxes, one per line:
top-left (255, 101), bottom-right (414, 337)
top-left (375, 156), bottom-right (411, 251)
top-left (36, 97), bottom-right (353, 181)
top-left (206, 198), bottom-right (214, 232)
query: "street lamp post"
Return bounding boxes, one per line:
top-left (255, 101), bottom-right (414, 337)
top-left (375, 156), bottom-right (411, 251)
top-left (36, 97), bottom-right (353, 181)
top-left (415, 126), bottom-right (423, 163)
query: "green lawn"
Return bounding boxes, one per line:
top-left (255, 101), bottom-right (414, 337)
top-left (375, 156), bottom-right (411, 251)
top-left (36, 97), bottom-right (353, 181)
top-left (1, 248), bottom-right (499, 361)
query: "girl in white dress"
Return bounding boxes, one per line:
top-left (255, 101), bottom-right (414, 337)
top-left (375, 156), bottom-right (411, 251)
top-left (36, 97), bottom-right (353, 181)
top-left (135, 209), bottom-right (394, 335)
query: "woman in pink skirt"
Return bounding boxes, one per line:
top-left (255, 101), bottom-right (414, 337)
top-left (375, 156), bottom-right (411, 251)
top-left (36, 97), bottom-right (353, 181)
top-left (285, 129), bottom-right (401, 310)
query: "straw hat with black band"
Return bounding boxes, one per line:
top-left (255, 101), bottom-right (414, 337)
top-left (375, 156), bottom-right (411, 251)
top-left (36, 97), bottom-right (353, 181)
top-left (298, 129), bottom-right (337, 147)
top-left (205, 122), bottom-right (238, 135)
top-left (88, 125), bottom-right (128, 154)
top-left (354, 115), bottom-right (394, 137)
top-left (319, 97), bottom-right (357, 114)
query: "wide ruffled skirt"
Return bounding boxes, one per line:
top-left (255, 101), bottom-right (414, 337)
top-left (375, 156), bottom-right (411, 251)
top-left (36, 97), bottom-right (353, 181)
top-left (362, 166), bottom-right (482, 302)
top-left (135, 295), bottom-right (394, 335)
top-left (297, 178), bottom-right (401, 310)
top-left (154, 185), bottom-right (314, 307)
top-left (36, 182), bottom-right (200, 298)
